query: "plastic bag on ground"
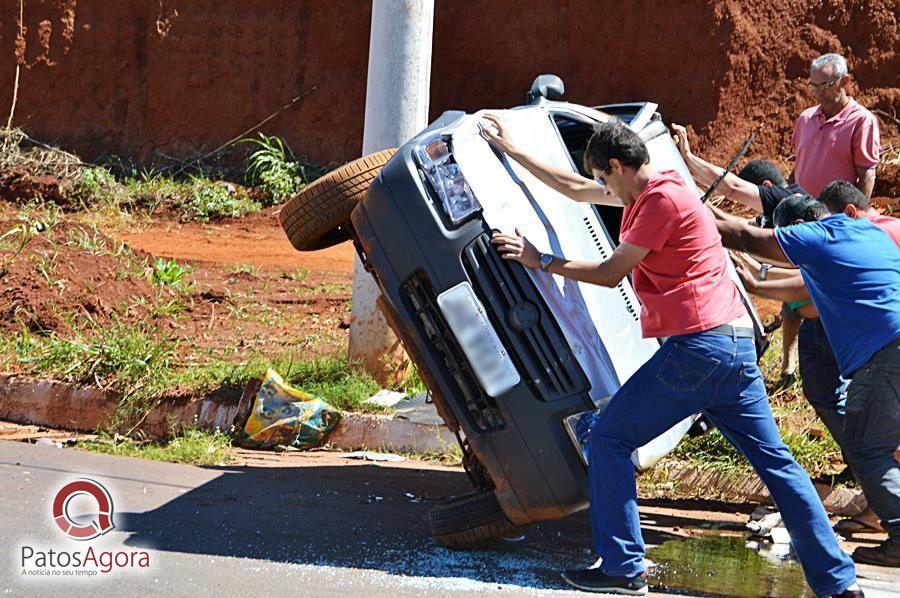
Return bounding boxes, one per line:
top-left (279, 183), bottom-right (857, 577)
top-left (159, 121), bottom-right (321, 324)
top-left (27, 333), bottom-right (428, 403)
top-left (239, 369), bottom-right (342, 450)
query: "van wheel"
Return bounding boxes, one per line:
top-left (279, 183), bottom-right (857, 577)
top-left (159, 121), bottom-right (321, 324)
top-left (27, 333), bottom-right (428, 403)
top-left (279, 148), bottom-right (397, 251)
top-left (427, 491), bottom-right (521, 550)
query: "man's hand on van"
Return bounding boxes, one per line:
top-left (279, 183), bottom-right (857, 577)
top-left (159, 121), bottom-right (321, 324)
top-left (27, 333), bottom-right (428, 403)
top-left (670, 123), bottom-right (692, 158)
top-left (732, 258), bottom-right (758, 293)
top-left (491, 228), bottom-right (540, 269)
top-left (480, 113), bottom-right (519, 155)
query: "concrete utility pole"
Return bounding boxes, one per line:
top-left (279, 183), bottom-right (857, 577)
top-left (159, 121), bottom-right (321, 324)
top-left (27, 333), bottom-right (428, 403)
top-left (349, 0), bottom-right (434, 383)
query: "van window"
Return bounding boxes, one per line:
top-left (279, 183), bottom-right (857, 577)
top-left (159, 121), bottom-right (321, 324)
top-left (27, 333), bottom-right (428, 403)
top-left (552, 114), bottom-right (623, 244)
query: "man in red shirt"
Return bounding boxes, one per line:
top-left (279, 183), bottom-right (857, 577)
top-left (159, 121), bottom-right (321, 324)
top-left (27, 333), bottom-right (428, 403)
top-left (791, 53), bottom-right (880, 199)
top-left (484, 117), bottom-right (858, 596)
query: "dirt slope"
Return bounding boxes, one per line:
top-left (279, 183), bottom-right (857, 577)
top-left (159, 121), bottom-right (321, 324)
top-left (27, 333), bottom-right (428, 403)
top-left (1, 1), bottom-right (896, 196)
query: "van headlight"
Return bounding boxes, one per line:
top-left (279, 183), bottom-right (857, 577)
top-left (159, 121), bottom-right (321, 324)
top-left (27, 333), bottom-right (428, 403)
top-left (414, 134), bottom-right (482, 225)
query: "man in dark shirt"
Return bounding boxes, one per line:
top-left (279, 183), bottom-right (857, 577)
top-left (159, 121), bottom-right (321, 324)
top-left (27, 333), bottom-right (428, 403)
top-left (671, 124), bottom-right (805, 385)
top-left (671, 124), bottom-right (806, 227)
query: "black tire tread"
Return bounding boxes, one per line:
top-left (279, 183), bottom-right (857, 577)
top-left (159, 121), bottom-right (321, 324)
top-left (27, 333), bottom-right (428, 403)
top-left (279, 148), bottom-right (397, 251)
top-left (427, 492), bottom-right (519, 550)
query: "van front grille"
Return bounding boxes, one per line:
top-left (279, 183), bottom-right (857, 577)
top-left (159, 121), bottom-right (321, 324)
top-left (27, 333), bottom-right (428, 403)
top-left (401, 271), bottom-right (504, 432)
top-left (461, 233), bottom-right (588, 402)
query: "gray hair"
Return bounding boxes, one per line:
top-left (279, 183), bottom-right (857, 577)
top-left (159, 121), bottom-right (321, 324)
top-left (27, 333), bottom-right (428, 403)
top-left (811, 53), bottom-right (848, 78)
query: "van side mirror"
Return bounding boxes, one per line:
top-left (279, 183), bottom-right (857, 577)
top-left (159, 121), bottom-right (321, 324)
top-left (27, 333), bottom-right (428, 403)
top-left (527, 74), bottom-right (565, 104)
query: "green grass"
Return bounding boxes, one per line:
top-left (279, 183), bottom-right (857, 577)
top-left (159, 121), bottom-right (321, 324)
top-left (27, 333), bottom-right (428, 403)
top-left (151, 257), bottom-right (190, 288)
top-left (2, 130), bottom-right (323, 222)
top-left (70, 166), bottom-right (263, 223)
top-left (239, 133), bottom-right (308, 204)
top-left (1, 321), bottom-right (177, 430)
top-left (79, 426), bottom-right (232, 466)
top-left (182, 179), bottom-right (261, 222)
top-left (227, 263), bottom-right (261, 277)
top-left (9, 322), bottom-right (175, 388)
top-left (671, 421), bottom-right (840, 479)
top-left (159, 354), bottom-right (395, 413)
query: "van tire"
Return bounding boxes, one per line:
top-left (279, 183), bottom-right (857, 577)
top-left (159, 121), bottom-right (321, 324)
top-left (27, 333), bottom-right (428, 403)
top-left (279, 148), bottom-right (397, 251)
top-left (427, 491), bottom-right (520, 550)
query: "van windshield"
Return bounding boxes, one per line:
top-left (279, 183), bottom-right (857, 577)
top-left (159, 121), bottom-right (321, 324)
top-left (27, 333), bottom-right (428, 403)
top-left (552, 114), bottom-right (623, 244)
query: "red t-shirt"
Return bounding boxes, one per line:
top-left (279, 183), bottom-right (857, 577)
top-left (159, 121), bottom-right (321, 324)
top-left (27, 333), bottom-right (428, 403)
top-left (620, 170), bottom-right (746, 338)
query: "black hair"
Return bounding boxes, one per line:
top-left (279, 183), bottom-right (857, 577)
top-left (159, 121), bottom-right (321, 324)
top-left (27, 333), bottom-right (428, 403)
top-left (583, 121), bottom-right (650, 173)
top-left (773, 193), bottom-right (828, 227)
top-left (736, 159), bottom-right (786, 187)
top-left (818, 180), bottom-right (869, 213)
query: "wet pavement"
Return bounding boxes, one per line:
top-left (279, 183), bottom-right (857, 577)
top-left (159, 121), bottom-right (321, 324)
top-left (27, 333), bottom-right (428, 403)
top-left (1, 440), bottom-right (897, 597)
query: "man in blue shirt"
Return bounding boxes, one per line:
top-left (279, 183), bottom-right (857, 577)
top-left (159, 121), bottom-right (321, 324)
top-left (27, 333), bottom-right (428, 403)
top-left (717, 197), bottom-right (900, 567)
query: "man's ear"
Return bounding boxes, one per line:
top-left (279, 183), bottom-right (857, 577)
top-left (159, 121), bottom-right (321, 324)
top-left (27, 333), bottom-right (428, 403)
top-left (608, 158), bottom-right (623, 174)
top-left (839, 74), bottom-right (854, 95)
top-left (844, 205), bottom-right (859, 218)
top-left (761, 180), bottom-right (774, 188)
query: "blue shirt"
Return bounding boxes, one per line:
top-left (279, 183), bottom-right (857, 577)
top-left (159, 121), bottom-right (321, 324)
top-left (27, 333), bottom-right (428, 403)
top-left (775, 214), bottom-right (900, 376)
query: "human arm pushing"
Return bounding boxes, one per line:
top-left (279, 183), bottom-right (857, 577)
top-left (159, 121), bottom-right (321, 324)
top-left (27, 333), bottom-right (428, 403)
top-left (715, 219), bottom-right (792, 266)
top-left (731, 251), bottom-right (800, 281)
top-left (735, 262), bottom-right (811, 303)
top-left (707, 202), bottom-right (749, 224)
top-left (671, 124), bottom-right (764, 213)
top-left (479, 113), bottom-right (623, 207)
top-left (490, 229), bottom-right (648, 288)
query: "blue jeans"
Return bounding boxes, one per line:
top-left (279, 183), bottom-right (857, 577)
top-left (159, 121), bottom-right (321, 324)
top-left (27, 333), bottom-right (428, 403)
top-left (842, 339), bottom-right (900, 540)
top-left (798, 318), bottom-right (850, 445)
top-left (588, 331), bottom-right (856, 597)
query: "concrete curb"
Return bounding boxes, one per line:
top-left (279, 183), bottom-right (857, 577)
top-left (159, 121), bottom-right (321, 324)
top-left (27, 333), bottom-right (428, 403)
top-left (0, 374), bottom-right (459, 456)
top-left (0, 374), bottom-right (866, 509)
top-left (328, 412), bottom-right (458, 455)
top-left (648, 461), bottom-right (866, 517)
top-left (0, 374), bottom-right (253, 439)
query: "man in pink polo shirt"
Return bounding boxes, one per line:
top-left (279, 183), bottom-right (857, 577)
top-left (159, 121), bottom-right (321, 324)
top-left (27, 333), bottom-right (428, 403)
top-left (791, 53), bottom-right (881, 199)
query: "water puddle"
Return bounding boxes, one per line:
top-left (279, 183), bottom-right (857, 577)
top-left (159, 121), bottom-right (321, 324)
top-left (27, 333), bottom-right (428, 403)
top-left (647, 534), bottom-right (814, 597)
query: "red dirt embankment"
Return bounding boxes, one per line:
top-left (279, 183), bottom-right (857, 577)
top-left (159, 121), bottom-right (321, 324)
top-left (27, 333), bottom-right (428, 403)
top-left (0, 2), bottom-right (896, 194)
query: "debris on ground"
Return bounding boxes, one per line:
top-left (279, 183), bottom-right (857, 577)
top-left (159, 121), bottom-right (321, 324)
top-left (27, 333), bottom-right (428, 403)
top-left (238, 369), bottom-right (342, 450)
top-left (34, 438), bottom-right (63, 448)
top-left (363, 390), bottom-right (444, 426)
top-left (744, 507), bottom-right (799, 562)
top-left (746, 508), bottom-right (783, 535)
top-left (363, 390), bottom-right (407, 408)
top-left (341, 451), bottom-right (407, 463)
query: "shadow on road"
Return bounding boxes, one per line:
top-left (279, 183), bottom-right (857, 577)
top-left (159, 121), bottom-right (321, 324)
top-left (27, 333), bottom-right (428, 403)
top-left (116, 462), bottom-right (680, 591)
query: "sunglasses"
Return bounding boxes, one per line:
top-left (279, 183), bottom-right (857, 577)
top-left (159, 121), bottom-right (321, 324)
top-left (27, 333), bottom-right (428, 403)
top-left (594, 166), bottom-right (612, 187)
top-left (808, 76), bottom-right (843, 91)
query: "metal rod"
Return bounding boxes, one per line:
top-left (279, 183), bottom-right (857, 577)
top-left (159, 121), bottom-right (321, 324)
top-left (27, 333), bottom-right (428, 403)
top-left (699, 125), bottom-right (763, 203)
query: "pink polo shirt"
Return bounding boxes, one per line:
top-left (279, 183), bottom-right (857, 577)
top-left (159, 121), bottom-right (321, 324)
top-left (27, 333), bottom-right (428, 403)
top-left (791, 98), bottom-right (880, 197)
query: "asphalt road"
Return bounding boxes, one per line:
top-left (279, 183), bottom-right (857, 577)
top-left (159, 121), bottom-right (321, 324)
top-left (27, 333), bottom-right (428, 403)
top-left (1, 440), bottom-right (897, 597)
